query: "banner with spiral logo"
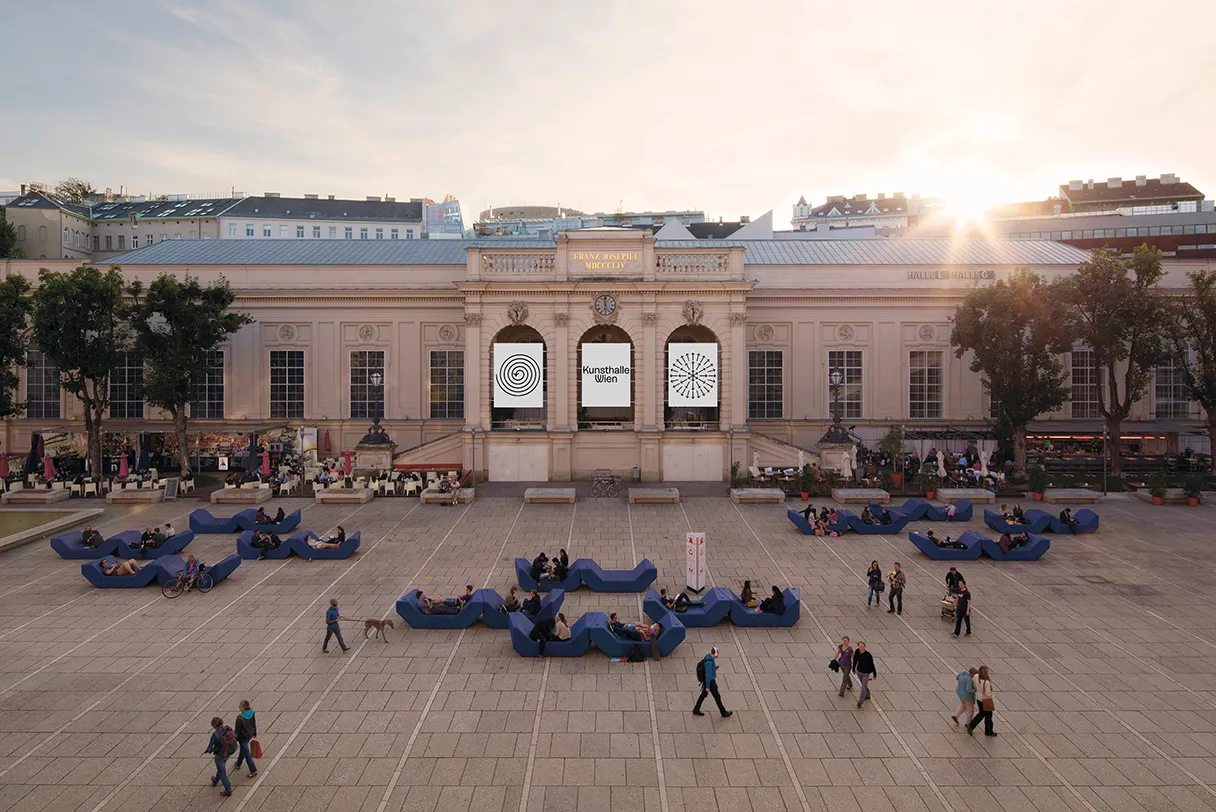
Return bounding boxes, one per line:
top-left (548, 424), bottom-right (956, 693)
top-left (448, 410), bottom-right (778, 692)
top-left (667, 343), bottom-right (719, 407)
top-left (493, 343), bottom-right (545, 408)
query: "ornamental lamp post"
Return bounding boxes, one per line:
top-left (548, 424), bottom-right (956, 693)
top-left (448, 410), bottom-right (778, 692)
top-left (821, 368), bottom-right (852, 445)
top-left (369, 371), bottom-right (384, 419)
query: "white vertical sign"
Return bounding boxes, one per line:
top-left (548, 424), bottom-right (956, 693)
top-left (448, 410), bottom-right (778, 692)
top-left (686, 531), bottom-right (707, 592)
top-left (493, 343), bottom-right (545, 408)
top-left (668, 343), bottom-right (719, 407)
top-left (580, 343), bottom-right (631, 407)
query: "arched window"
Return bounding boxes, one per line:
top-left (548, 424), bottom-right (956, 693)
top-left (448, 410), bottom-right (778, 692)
top-left (577, 325), bottom-right (634, 429)
top-left (16, 225), bottom-right (25, 241)
top-left (38, 225), bottom-right (47, 242)
top-left (665, 324), bottom-right (720, 430)
top-left (490, 325), bottom-right (547, 430)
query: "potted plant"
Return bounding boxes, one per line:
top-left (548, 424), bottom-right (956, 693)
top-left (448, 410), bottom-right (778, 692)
top-left (1027, 465), bottom-right (1049, 501)
top-left (920, 461), bottom-right (940, 499)
top-left (729, 462), bottom-right (748, 490)
top-left (877, 426), bottom-right (905, 490)
top-left (1147, 472), bottom-right (1168, 506)
top-left (798, 463), bottom-right (813, 500)
top-left (1182, 475), bottom-right (1203, 507)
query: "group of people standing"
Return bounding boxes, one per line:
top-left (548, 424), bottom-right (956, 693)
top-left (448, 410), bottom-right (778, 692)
top-left (864, 560), bottom-right (905, 613)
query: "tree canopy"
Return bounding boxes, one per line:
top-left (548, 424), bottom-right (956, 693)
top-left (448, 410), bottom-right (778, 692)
top-left (0, 275), bottom-right (33, 419)
top-left (0, 209), bottom-right (21, 258)
top-left (1170, 269), bottom-right (1216, 472)
top-left (52, 177), bottom-right (98, 203)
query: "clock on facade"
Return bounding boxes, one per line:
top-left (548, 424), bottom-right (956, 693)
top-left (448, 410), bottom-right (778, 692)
top-left (594, 294), bottom-right (617, 317)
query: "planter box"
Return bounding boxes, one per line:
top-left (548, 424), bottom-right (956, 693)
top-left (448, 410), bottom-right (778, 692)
top-left (1134, 488), bottom-right (1190, 505)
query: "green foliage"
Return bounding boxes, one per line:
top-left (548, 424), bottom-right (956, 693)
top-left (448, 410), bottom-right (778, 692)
top-left (52, 177), bottom-right (98, 202)
top-left (1147, 471), bottom-right (1168, 499)
top-left (0, 209), bottom-right (22, 258)
top-left (1026, 465), bottom-right (1049, 494)
top-left (877, 425), bottom-right (905, 471)
top-left (798, 463), bottom-right (814, 491)
top-left (1181, 474), bottom-right (1204, 500)
top-left (729, 461), bottom-right (748, 489)
top-left (1170, 270), bottom-right (1216, 473)
top-left (0, 275), bottom-right (33, 418)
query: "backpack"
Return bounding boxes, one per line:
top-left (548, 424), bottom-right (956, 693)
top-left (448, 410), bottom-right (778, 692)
top-left (627, 644), bottom-right (645, 663)
top-left (695, 657), bottom-right (707, 684)
top-left (217, 726), bottom-right (237, 759)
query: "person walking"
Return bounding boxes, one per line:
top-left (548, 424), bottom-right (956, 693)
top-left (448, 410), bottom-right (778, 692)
top-left (966, 665), bottom-right (997, 737)
top-left (693, 646), bottom-right (733, 718)
top-left (887, 562), bottom-right (905, 615)
top-left (866, 561), bottom-right (883, 607)
top-left (232, 699), bottom-right (258, 777)
top-left (952, 667), bottom-right (977, 726)
top-left (323, 598), bottom-right (350, 653)
top-left (952, 580), bottom-right (972, 637)
top-left (835, 636), bottom-right (854, 696)
top-left (204, 716), bottom-right (236, 797)
top-left (853, 641), bottom-right (877, 708)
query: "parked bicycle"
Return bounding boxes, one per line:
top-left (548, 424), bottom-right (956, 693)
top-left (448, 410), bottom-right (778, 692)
top-left (162, 566), bottom-right (213, 598)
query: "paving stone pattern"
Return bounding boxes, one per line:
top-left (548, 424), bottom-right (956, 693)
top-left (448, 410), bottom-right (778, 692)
top-left (0, 494), bottom-right (1214, 811)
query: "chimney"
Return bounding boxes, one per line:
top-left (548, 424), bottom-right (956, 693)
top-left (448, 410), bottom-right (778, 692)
top-left (1135, 175), bottom-right (1147, 186)
top-left (328, 195), bottom-right (335, 200)
top-left (385, 196), bottom-right (395, 203)
top-left (894, 191), bottom-right (906, 198)
top-left (1068, 180), bottom-right (1084, 191)
top-left (1086, 179), bottom-right (1095, 189)
top-left (1107, 177), bottom-right (1123, 189)
top-left (740, 215), bottom-right (750, 223)
top-left (1161, 173), bottom-right (1178, 185)
top-left (365, 196), bottom-right (380, 202)
top-left (304, 193), bottom-right (318, 199)
top-left (20, 183), bottom-right (27, 194)
top-left (264, 192), bottom-right (280, 198)
top-left (877, 192), bottom-right (886, 200)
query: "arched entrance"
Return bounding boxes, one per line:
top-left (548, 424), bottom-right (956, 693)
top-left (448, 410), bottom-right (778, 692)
top-left (665, 324), bottom-right (720, 430)
top-left (576, 325), bottom-right (635, 429)
top-left (490, 325), bottom-right (547, 430)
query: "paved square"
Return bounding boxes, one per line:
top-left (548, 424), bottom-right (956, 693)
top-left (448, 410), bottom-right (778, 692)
top-left (0, 493), bottom-right (1214, 812)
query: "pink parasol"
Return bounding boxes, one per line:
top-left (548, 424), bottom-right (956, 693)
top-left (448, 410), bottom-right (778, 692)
top-left (261, 450), bottom-right (270, 476)
top-left (342, 451), bottom-right (353, 476)
top-left (43, 453), bottom-right (56, 480)
top-left (323, 429), bottom-right (332, 452)
top-left (0, 452), bottom-right (8, 479)
top-left (118, 455), bottom-right (129, 478)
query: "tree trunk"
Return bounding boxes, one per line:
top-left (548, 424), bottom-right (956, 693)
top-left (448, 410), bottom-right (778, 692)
top-left (1012, 425), bottom-right (1028, 478)
top-left (1210, 413), bottom-right (1216, 475)
top-left (174, 410), bottom-right (191, 476)
top-left (84, 401), bottom-right (103, 481)
top-left (1107, 418), bottom-right (1123, 477)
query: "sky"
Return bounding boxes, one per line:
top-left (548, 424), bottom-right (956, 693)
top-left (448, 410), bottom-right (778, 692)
top-left (2, 0), bottom-right (1215, 229)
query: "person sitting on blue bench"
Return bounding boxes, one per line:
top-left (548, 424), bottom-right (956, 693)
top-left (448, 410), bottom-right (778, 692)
top-left (879, 509), bottom-right (893, 526)
top-left (101, 557), bottom-right (144, 577)
top-left (1059, 508), bottom-right (1078, 533)
top-left (554, 613), bottom-right (571, 641)
top-left (416, 590), bottom-right (462, 615)
top-left (81, 526), bottom-right (105, 549)
top-left (658, 587), bottom-right (704, 612)
top-left (997, 532), bottom-right (1029, 554)
top-left (760, 585), bottom-right (785, 614)
top-left (301, 527), bottom-right (346, 549)
top-left (529, 552), bottom-right (549, 582)
top-left (250, 531), bottom-right (283, 559)
top-left (1011, 504), bottom-right (1026, 523)
top-left (142, 526), bottom-right (168, 552)
top-left (530, 616), bottom-right (560, 656)
top-left (999, 504), bottom-right (1014, 522)
top-left (926, 530), bottom-right (967, 550)
top-left (609, 612), bottom-right (644, 640)
top-left (740, 580), bottom-right (758, 608)
top-left (799, 505), bottom-right (816, 522)
top-left (860, 507), bottom-right (877, 525)
top-left (520, 589), bottom-right (541, 616)
top-left (549, 556), bottom-right (569, 582)
top-left (255, 507), bottom-right (271, 525)
top-left (458, 585), bottom-right (475, 606)
top-left (497, 587), bottom-right (523, 615)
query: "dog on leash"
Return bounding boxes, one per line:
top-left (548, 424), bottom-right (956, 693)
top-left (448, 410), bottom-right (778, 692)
top-left (363, 619), bottom-right (395, 640)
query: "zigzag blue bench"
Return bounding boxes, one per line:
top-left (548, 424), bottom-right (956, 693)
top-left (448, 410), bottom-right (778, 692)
top-left (51, 530), bottom-right (139, 559)
top-left (507, 612), bottom-right (598, 657)
top-left (908, 530), bottom-right (984, 561)
top-left (155, 554), bottom-right (242, 587)
top-left (235, 509), bottom-right (302, 534)
top-left (396, 589), bottom-right (489, 629)
top-left (80, 557), bottom-right (162, 589)
top-left (589, 609), bottom-right (685, 657)
top-left (642, 587), bottom-right (735, 627)
top-left (786, 508), bottom-right (850, 535)
top-left (514, 557), bottom-right (657, 592)
top-left (980, 532), bottom-right (1051, 561)
top-left (870, 498), bottom-right (932, 520)
top-left (874, 498), bottom-right (974, 522)
top-left (190, 508), bottom-right (257, 534)
top-left (480, 589), bottom-right (565, 630)
top-left (236, 530), bottom-right (293, 560)
top-left (1023, 508), bottom-right (1099, 534)
top-left (845, 512), bottom-right (911, 535)
top-left (290, 531), bottom-right (361, 560)
top-left (514, 558), bottom-right (582, 592)
top-left (118, 531), bottom-right (196, 559)
top-left (724, 587), bottom-right (801, 627)
top-left (983, 509), bottom-right (1053, 535)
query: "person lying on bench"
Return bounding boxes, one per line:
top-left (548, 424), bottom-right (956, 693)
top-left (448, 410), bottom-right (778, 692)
top-left (1058, 508), bottom-right (1078, 532)
top-left (520, 589), bottom-right (541, 616)
top-left (100, 557), bottom-right (143, 576)
top-left (860, 507), bottom-right (877, 525)
top-left (416, 590), bottom-right (462, 614)
top-left (759, 585), bottom-right (786, 614)
top-left (926, 531), bottom-right (967, 550)
top-left (659, 587), bottom-right (704, 611)
top-left (302, 527), bottom-right (346, 549)
top-left (608, 613), bottom-right (643, 640)
top-left (997, 532), bottom-right (1030, 554)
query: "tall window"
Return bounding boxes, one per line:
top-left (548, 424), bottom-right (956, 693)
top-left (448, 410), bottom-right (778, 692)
top-left (1155, 356), bottom-right (1191, 419)
top-left (117, 235), bottom-right (125, 250)
top-left (344, 226), bottom-right (353, 239)
top-left (263, 226), bottom-right (272, 237)
top-left (296, 225), bottom-right (305, 238)
top-left (246, 224), bottom-right (255, 237)
top-left (359, 227), bottom-right (369, 240)
top-left (375, 228), bottom-right (384, 240)
top-left (270, 350), bottom-right (305, 419)
top-left (109, 354), bottom-right (144, 419)
top-left (131, 235), bottom-right (139, 249)
top-left (329, 226), bottom-right (338, 238)
top-left (391, 228), bottom-right (399, 240)
top-left (191, 349), bottom-right (225, 419)
top-left (747, 350), bottom-right (783, 419)
top-left (313, 226), bottom-right (321, 238)
top-left (406, 230), bottom-right (415, 240)
top-left (827, 350), bottom-right (863, 419)
top-left (429, 350), bottom-right (465, 419)
top-left (105, 235), bottom-right (112, 250)
top-left (985, 382), bottom-right (1002, 420)
top-left (228, 223), bottom-right (238, 237)
top-left (350, 350), bottom-right (386, 419)
top-left (908, 351), bottom-right (943, 418)
top-left (279, 225), bottom-right (289, 238)
top-left (1070, 350), bottom-right (1100, 419)
top-left (25, 349), bottom-right (60, 419)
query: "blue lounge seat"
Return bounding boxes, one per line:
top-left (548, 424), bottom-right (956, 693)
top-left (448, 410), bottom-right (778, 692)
top-left (786, 508), bottom-right (815, 535)
top-left (235, 509), bottom-right (303, 534)
top-left (507, 612), bottom-right (597, 657)
top-left (155, 553), bottom-right (242, 586)
top-left (291, 531), bottom-right (361, 560)
top-left (236, 530), bottom-right (293, 560)
top-left (189, 508), bottom-right (257, 534)
top-left (81, 557), bottom-right (161, 589)
top-left (576, 558), bottom-right (658, 592)
top-left (396, 589), bottom-right (485, 629)
top-left (481, 589), bottom-right (565, 630)
top-left (725, 587), bottom-right (801, 627)
top-left (846, 512), bottom-right (910, 535)
top-left (908, 530), bottom-right (983, 561)
top-left (590, 609), bottom-right (686, 657)
top-left (870, 498), bottom-right (932, 521)
top-left (1024, 508), bottom-right (1100, 534)
top-left (51, 530), bottom-right (134, 559)
top-left (925, 499), bottom-right (974, 522)
top-left (828, 509), bottom-right (853, 535)
top-left (981, 532), bottom-right (1051, 561)
top-left (514, 557), bottom-right (582, 592)
top-left (118, 531), bottom-right (196, 559)
top-left (983, 509), bottom-right (1052, 535)
top-left (642, 587), bottom-right (733, 627)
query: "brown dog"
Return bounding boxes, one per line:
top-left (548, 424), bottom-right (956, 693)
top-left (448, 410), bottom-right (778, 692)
top-left (363, 619), bottom-right (395, 640)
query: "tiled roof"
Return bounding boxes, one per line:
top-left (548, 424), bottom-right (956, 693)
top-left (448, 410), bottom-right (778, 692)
top-left (105, 237), bottom-right (1090, 267)
top-left (223, 196), bottom-right (423, 222)
top-left (4, 191), bottom-right (241, 221)
top-left (810, 196), bottom-right (908, 217)
top-left (1061, 178), bottom-right (1204, 204)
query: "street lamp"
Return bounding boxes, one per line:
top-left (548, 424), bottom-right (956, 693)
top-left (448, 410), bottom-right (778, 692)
top-left (369, 371), bottom-right (384, 419)
top-left (820, 368), bottom-right (852, 444)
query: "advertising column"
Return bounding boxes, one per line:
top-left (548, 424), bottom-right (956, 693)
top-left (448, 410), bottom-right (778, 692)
top-left (685, 531), bottom-right (707, 592)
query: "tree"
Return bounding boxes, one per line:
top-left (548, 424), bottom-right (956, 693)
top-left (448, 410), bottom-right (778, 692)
top-left (0, 275), bottom-right (33, 418)
top-left (52, 177), bottom-right (98, 202)
top-left (30, 265), bottom-right (127, 477)
top-left (951, 269), bottom-right (1071, 477)
top-left (1056, 245), bottom-right (1170, 475)
top-left (1170, 269), bottom-right (1216, 473)
top-left (127, 274), bottom-right (253, 475)
top-left (0, 209), bottom-right (21, 258)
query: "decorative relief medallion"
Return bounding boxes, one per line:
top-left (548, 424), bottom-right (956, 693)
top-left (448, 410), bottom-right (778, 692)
top-left (682, 300), bottom-right (704, 325)
top-left (507, 302), bottom-right (529, 325)
top-left (553, 312), bottom-right (570, 326)
top-left (463, 313), bottom-right (483, 326)
top-left (358, 325), bottom-right (378, 342)
top-left (918, 324), bottom-right (937, 342)
top-left (438, 325), bottom-right (458, 342)
top-left (640, 312), bottom-right (659, 326)
top-left (278, 325), bottom-right (297, 342)
top-left (756, 325), bottom-right (774, 341)
top-left (836, 324), bottom-right (855, 341)
top-left (728, 311), bottom-right (748, 326)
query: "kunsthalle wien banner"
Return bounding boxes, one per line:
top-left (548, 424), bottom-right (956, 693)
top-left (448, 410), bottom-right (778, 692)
top-left (493, 343), bottom-right (545, 408)
top-left (580, 343), bottom-right (631, 407)
top-left (667, 343), bottom-right (719, 407)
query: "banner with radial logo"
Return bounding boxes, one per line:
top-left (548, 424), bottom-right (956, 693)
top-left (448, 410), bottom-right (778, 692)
top-left (493, 343), bottom-right (545, 408)
top-left (667, 343), bottom-right (718, 407)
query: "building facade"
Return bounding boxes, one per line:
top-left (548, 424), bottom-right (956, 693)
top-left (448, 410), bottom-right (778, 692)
top-left (218, 194), bottom-right (424, 242)
top-left (791, 192), bottom-right (943, 232)
top-left (2, 231), bottom-right (1209, 481)
top-left (476, 206), bottom-right (705, 238)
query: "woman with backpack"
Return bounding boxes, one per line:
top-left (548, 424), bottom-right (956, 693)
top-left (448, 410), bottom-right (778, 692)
top-left (233, 700), bottom-right (259, 777)
top-left (205, 717), bottom-right (236, 796)
top-left (866, 561), bottom-right (883, 607)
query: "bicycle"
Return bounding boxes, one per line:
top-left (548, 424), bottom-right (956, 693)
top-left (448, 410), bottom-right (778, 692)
top-left (589, 469), bottom-right (620, 498)
top-left (162, 569), bottom-right (213, 598)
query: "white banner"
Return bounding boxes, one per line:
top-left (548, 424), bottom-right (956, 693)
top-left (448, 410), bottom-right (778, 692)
top-left (686, 532), bottom-right (707, 592)
top-left (667, 343), bottom-right (719, 407)
top-left (493, 343), bottom-right (545, 408)
top-left (580, 343), bottom-right (631, 407)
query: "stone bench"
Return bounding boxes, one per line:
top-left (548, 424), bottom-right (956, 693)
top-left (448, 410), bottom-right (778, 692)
top-left (628, 488), bottom-right (680, 504)
top-left (106, 489), bottom-right (165, 505)
top-left (420, 487), bottom-right (475, 505)
top-left (1134, 488), bottom-right (1191, 505)
top-left (730, 488), bottom-right (786, 504)
top-left (211, 487), bottom-right (273, 504)
top-left (1044, 488), bottom-right (1101, 505)
top-left (1, 488), bottom-right (72, 505)
top-left (831, 488), bottom-right (889, 504)
top-left (315, 487), bottom-right (376, 504)
top-left (937, 488), bottom-right (996, 504)
top-left (524, 488), bottom-right (576, 504)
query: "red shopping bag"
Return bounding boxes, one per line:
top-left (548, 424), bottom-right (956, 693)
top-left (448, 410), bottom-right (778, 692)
top-left (250, 739), bottom-right (264, 759)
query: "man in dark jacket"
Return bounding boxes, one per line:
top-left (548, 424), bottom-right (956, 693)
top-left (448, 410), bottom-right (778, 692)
top-left (530, 553), bottom-right (548, 582)
top-left (608, 613), bottom-right (642, 640)
top-left (952, 581), bottom-right (972, 637)
top-left (529, 616), bottom-right (560, 656)
top-left (693, 647), bottom-right (732, 718)
top-left (944, 567), bottom-right (964, 593)
top-left (520, 589), bottom-right (541, 616)
top-left (852, 641), bottom-right (877, 708)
